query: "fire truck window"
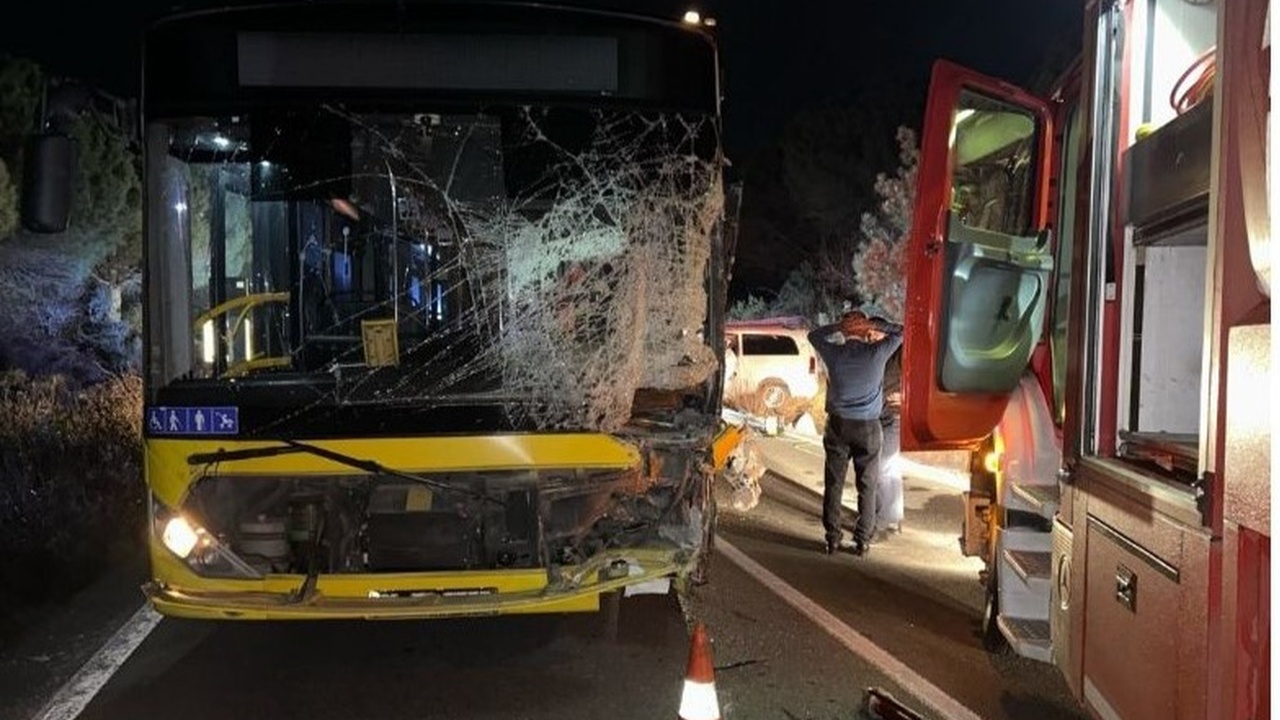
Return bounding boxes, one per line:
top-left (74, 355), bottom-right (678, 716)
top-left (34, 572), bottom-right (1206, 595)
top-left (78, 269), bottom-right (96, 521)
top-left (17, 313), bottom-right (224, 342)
top-left (948, 91), bottom-right (1037, 237)
top-left (935, 90), bottom-right (1051, 395)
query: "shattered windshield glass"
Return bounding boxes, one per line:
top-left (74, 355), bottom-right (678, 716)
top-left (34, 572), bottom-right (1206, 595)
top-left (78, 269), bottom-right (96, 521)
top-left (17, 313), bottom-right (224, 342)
top-left (146, 105), bottom-right (723, 431)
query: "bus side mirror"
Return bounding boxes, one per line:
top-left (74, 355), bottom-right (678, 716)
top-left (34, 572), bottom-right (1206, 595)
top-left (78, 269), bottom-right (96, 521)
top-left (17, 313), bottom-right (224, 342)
top-left (22, 133), bottom-right (73, 234)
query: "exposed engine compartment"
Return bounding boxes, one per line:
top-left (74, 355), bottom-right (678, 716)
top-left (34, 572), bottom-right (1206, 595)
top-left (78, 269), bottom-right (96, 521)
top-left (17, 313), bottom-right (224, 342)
top-left (178, 435), bottom-right (711, 578)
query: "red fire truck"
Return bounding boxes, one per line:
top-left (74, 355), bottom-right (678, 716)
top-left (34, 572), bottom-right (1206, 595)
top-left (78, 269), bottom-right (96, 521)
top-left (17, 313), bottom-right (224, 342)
top-left (901, 1), bottom-right (1269, 719)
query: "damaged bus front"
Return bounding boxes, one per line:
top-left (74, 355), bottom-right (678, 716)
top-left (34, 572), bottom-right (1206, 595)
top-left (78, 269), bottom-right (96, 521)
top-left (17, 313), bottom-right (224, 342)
top-left (137, 2), bottom-right (733, 619)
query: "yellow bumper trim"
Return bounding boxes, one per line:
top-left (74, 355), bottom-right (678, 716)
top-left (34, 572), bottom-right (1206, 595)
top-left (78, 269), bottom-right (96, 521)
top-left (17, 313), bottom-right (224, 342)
top-left (144, 548), bottom-right (684, 621)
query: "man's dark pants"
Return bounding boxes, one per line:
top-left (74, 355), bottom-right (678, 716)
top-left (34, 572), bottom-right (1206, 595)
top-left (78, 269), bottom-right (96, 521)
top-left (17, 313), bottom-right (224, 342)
top-left (822, 414), bottom-right (883, 546)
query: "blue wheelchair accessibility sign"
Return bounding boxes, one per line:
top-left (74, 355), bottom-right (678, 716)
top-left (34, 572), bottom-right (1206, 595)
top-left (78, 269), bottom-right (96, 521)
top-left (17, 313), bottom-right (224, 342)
top-left (146, 406), bottom-right (239, 435)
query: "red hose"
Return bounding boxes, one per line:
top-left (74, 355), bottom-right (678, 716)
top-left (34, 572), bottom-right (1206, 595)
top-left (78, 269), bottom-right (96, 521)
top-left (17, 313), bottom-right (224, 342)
top-left (1170, 46), bottom-right (1217, 114)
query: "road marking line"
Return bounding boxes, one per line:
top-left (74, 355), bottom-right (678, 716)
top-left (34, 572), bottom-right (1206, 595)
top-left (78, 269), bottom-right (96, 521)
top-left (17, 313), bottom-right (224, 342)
top-left (716, 537), bottom-right (983, 720)
top-left (33, 604), bottom-right (162, 720)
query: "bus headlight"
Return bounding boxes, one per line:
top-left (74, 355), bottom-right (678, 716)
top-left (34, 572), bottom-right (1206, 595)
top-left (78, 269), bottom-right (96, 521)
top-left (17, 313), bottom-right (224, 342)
top-left (162, 516), bottom-right (200, 558)
top-left (151, 496), bottom-right (262, 579)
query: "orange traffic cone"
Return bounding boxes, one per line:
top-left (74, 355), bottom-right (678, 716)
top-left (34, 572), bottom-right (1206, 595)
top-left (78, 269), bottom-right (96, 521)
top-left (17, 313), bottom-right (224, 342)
top-left (678, 622), bottom-right (721, 720)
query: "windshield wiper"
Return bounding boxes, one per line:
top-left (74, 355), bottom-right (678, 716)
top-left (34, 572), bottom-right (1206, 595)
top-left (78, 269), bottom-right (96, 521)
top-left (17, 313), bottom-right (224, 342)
top-left (188, 440), bottom-right (504, 506)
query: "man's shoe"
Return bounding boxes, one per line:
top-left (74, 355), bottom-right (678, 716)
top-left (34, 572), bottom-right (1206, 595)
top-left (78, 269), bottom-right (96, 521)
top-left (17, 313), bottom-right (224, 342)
top-left (851, 539), bottom-right (870, 557)
top-left (823, 538), bottom-right (839, 555)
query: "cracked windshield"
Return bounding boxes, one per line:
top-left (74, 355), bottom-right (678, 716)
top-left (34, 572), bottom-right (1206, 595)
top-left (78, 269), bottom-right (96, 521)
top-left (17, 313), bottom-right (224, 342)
top-left (147, 105), bottom-right (721, 432)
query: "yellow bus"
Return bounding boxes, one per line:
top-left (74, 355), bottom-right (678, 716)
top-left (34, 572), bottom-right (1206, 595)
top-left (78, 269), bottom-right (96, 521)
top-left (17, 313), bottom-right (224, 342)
top-left (31, 1), bottom-right (736, 620)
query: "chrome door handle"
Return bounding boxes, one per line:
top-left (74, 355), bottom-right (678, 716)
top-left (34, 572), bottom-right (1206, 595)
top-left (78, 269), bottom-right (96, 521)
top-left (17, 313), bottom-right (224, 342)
top-left (1115, 564), bottom-right (1137, 612)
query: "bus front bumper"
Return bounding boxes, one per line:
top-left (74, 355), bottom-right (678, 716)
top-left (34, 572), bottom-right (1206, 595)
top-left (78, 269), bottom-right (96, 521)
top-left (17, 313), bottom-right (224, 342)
top-left (143, 548), bottom-right (685, 621)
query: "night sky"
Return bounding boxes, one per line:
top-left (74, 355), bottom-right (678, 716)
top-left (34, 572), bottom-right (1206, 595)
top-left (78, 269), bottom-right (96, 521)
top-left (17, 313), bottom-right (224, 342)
top-left (0, 0), bottom-right (1082, 154)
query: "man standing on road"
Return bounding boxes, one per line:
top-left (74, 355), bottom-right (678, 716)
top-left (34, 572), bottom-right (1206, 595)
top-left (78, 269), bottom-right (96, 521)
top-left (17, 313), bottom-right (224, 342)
top-left (808, 306), bottom-right (903, 557)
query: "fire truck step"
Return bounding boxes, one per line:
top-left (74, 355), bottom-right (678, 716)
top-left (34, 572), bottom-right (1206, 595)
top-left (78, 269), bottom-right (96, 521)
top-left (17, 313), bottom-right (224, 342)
top-left (1009, 482), bottom-right (1059, 519)
top-left (1005, 548), bottom-right (1052, 583)
top-left (997, 616), bottom-right (1052, 663)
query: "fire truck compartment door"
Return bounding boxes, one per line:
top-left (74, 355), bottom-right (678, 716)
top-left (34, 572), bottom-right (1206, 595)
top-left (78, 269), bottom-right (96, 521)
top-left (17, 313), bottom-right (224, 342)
top-left (903, 60), bottom-right (1055, 450)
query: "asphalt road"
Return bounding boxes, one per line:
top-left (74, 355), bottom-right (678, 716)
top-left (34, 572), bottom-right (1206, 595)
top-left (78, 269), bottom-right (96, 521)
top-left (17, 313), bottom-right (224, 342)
top-left (715, 432), bottom-right (1086, 720)
top-left (0, 431), bottom-right (1088, 720)
top-left (5, 550), bottom-right (935, 720)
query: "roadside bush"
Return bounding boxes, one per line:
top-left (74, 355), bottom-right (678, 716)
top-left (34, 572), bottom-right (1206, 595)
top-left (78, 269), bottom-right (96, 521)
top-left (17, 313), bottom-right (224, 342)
top-left (0, 372), bottom-right (143, 617)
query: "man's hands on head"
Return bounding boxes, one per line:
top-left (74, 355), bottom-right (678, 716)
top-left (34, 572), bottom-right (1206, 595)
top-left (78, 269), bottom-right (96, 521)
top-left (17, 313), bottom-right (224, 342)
top-left (840, 313), bottom-right (886, 343)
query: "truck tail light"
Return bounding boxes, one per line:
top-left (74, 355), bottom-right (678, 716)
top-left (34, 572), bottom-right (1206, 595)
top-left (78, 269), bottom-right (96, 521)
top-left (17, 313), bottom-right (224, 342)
top-left (809, 357), bottom-right (816, 374)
